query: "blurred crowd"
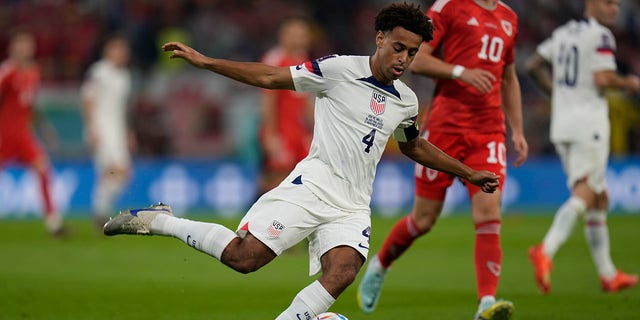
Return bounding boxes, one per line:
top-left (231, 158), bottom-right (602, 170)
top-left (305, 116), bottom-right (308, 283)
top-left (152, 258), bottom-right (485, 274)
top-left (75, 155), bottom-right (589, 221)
top-left (1, 0), bottom-right (639, 160)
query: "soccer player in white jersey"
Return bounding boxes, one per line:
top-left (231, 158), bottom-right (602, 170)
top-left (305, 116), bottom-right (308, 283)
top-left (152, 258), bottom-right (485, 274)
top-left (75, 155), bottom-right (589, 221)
top-left (103, 3), bottom-right (500, 319)
top-left (525, 0), bottom-right (640, 294)
top-left (81, 35), bottom-right (133, 229)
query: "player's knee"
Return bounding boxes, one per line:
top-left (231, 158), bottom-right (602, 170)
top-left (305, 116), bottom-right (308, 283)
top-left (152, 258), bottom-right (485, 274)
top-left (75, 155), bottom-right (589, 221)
top-left (223, 252), bottom-right (262, 274)
top-left (323, 263), bottom-right (359, 292)
top-left (221, 240), bottom-right (272, 274)
top-left (411, 210), bottom-right (437, 234)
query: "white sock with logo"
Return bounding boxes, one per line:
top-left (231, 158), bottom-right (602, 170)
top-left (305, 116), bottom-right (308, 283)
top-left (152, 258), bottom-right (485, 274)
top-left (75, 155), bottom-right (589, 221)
top-left (584, 210), bottom-right (617, 279)
top-left (275, 280), bottom-right (335, 320)
top-left (543, 197), bottom-right (586, 258)
top-left (150, 215), bottom-right (237, 260)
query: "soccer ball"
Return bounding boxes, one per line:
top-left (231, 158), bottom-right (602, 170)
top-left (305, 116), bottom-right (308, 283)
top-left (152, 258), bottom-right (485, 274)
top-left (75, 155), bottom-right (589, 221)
top-left (314, 312), bottom-right (348, 320)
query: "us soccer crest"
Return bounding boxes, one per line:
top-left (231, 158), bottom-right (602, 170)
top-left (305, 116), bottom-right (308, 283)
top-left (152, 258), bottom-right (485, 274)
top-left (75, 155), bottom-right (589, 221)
top-left (501, 20), bottom-right (512, 37)
top-left (370, 91), bottom-right (386, 115)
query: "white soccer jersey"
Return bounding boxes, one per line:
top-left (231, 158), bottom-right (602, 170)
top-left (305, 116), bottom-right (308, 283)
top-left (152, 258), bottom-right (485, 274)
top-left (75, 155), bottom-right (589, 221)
top-left (288, 55), bottom-right (419, 213)
top-left (537, 17), bottom-right (617, 143)
top-left (81, 60), bottom-right (131, 167)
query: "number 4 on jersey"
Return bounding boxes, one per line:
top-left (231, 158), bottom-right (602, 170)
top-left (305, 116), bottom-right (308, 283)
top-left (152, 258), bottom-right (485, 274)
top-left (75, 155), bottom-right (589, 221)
top-left (362, 129), bottom-right (376, 153)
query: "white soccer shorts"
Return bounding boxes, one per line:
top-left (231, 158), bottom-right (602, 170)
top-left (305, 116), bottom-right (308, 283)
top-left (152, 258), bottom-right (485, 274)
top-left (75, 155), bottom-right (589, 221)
top-left (555, 139), bottom-right (609, 193)
top-left (237, 176), bottom-right (371, 276)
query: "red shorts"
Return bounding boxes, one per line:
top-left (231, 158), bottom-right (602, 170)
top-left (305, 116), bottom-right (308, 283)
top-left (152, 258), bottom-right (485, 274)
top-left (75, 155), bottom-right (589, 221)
top-left (414, 131), bottom-right (507, 201)
top-left (0, 130), bottom-right (44, 165)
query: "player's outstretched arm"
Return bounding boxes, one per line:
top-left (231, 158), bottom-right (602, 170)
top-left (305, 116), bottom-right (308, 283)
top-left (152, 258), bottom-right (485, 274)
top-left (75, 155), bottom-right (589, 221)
top-left (398, 138), bottom-right (499, 193)
top-left (162, 42), bottom-right (295, 90)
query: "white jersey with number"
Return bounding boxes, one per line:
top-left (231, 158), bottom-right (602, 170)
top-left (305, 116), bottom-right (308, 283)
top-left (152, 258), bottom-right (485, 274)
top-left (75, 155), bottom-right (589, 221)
top-left (536, 17), bottom-right (617, 143)
top-left (81, 60), bottom-right (132, 168)
top-left (288, 55), bottom-right (419, 214)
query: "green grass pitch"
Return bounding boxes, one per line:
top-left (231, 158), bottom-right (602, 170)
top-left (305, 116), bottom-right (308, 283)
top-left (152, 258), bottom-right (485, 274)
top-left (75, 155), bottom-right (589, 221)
top-left (1, 213), bottom-right (638, 319)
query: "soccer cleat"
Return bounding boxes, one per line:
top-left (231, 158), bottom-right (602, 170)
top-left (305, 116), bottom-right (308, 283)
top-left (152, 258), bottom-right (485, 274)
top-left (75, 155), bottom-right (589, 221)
top-left (103, 203), bottom-right (173, 236)
top-left (357, 255), bottom-right (387, 314)
top-left (601, 270), bottom-right (638, 293)
top-left (475, 300), bottom-right (514, 320)
top-left (528, 244), bottom-right (552, 294)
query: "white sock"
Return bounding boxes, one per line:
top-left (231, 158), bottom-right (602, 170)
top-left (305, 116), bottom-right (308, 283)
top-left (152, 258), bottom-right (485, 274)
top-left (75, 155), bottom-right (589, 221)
top-left (543, 197), bottom-right (586, 258)
top-left (584, 210), bottom-right (617, 279)
top-left (477, 295), bottom-right (495, 312)
top-left (275, 280), bottom-right (336, 320)
top-left (93, 176), bottom-right (125, 218)
top-left (150, 215), bottom-right (237, 260)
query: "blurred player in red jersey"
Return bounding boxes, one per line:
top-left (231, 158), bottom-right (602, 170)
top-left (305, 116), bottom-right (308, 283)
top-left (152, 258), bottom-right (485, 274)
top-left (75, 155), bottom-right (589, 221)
top-left (0, 31), bottom-right (64, 236)
top-left (258, 17), bottom-right (314, 194)
top-left (358, 1), bottom-right (528, 319)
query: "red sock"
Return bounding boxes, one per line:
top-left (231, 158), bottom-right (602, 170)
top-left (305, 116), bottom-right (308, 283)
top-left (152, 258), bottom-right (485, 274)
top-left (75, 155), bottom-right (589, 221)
top-left (38, 170), bottom-right (55, 216)
top-left (475, 221), bottom-right (502, 299)
top-left (378, 215), bottom-right (422, 268)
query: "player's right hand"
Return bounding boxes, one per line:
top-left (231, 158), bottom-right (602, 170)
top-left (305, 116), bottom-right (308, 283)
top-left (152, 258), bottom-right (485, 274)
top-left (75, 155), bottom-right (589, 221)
top-left (468, 170), bottom-right (500, 193)
top-left (460, 68), bottom-right (496, 94)
top-left (162, 42), bottom-right (208, 69)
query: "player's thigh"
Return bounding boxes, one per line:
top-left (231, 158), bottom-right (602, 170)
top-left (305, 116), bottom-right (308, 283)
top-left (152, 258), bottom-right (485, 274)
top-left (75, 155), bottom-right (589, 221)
top-left (463, 132), bottom-right (507, 196)
top-left (309, 211), bottom-right (370, 277)
top-left (555, 141), bottom-right (608, 193)
top-left (414, 131), bottom-right (466, 201)
top-left (237, 182), bottom-right (320, 257)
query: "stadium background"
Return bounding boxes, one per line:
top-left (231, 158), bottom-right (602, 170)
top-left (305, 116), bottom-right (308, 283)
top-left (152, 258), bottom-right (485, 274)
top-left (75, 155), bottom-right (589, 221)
top-left (1, 0), bottom-right (639, 218)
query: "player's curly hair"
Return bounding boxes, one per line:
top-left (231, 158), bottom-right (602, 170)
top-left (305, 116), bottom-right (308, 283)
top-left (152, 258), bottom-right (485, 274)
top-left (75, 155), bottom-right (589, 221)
top-left (374, 2), bottom-right (433, 42)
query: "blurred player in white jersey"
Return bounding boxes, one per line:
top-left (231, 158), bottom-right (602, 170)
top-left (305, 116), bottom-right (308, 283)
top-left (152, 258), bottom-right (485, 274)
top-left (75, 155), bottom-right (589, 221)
top-left (525, 0), bottom-right (639, 294)
top-left (102, 3), bottom-right (501, 319)
top-left (81, 35), bottom-right (133, 229)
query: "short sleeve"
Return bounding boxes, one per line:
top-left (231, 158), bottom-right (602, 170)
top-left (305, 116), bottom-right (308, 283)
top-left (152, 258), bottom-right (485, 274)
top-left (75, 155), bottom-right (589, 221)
top-left (536, 37), bottom-right (554, 62)
top-left (590, 30), bottom-right (617, 72)
top-left (393, 115), bottom-right (419, 142)
top-left (290, 54), bottom-right (340, 93)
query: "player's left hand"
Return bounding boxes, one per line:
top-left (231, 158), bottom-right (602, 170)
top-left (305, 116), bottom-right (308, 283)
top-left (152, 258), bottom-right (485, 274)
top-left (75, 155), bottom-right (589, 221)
top-left (511, 132), bottom-right (528, 167)
top-left (468, 170), bottom-right (500, 193)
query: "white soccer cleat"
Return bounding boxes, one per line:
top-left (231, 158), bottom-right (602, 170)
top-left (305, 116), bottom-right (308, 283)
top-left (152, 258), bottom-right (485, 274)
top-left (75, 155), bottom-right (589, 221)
top-left (103, 203), bottom-right (173, 236)
top-left (474, 299), bottom-right (514, 320)
top-left (356, 255), bottom-right (387, 314)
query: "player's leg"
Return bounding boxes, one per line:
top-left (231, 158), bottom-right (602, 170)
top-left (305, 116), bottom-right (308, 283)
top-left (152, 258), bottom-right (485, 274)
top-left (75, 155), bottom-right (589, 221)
top-left (279, 211), bottom-right (369, 319)
top-left (105, 178), bottom-right (316, 273)
top-left (470, 190), bottom-right (513, 320)
top-left (28, 148), bottom-right (64, 235)
top-left (358, 189), bottom-right (447, 313)
top-left (358, 132), bottom-right (459, 313)
top-left (466, 132), bottom-right (512, 320)
top-left (276, 246), bottom-right (363, 320)
top-left (584, 192), bottom-right (638, 292)
top-left (93, 165), bottom-right (130, 228)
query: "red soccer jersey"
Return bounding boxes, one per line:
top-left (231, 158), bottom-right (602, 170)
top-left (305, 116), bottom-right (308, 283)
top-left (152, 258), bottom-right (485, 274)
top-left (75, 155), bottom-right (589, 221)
top-left (259, 48), bottom-right (311, 169)
top-left (261, 48), bottom-right (311, 140)
top-left (0, 61), bottom-right (40, 134)
top-left (424, 0), bottom-right (518, 134)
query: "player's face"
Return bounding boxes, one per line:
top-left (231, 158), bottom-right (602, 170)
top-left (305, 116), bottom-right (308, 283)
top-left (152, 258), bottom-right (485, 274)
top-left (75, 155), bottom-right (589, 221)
top-left (105, 39), bottom-right (130, 67)
top-left (9, 34), bottom-right (36, 63)
top-left (592, 0), bottom-right (620, 27)
top-left (280, 20), bottom-right (312, 55)
top-left (374, 27), bottom-right (422, 84)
